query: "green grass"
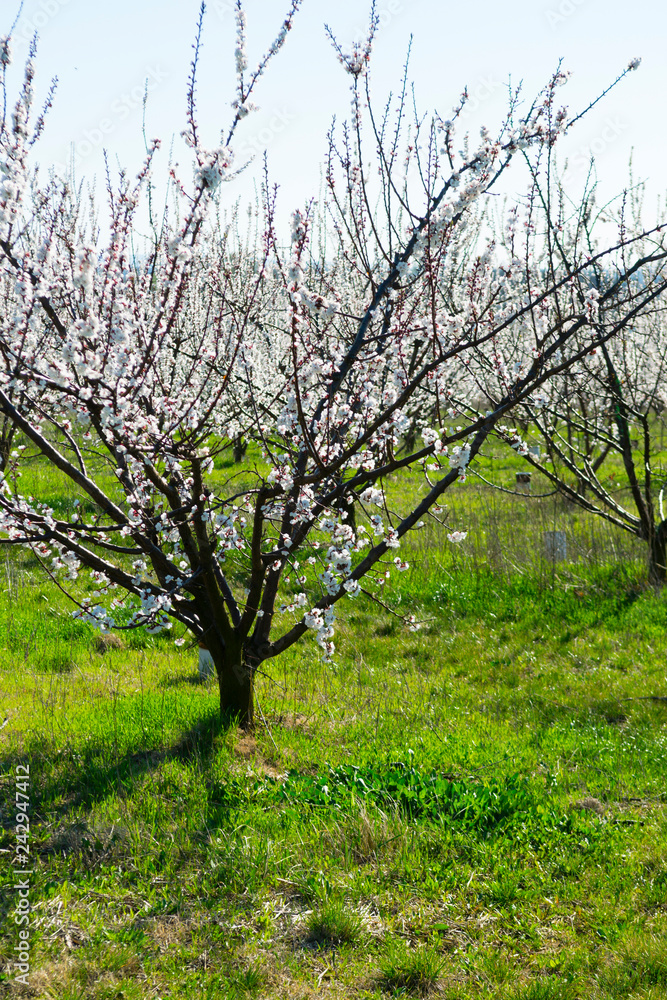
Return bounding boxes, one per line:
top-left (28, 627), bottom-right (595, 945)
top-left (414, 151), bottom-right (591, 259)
top-left (306, 898), bottom-right (363, 947)
top-left (378, 940), bottom-right (443, 996)
top-left (2, 453), bottom-right (667, 997)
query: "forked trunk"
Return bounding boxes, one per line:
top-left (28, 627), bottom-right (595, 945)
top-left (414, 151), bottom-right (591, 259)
top-left (209, 635), bottom-right (254, 728)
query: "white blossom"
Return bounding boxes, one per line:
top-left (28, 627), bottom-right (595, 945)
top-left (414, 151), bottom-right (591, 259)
top-left (447, 530), bottom-right (468, 544)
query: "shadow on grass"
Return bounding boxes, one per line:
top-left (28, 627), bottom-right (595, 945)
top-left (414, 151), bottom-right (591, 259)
top-left (0, 704), bottom-right (236, 826)
top-left (525, 694), bottom-right (667, 729)
top-left (162, 674), bottom-right (211, 688)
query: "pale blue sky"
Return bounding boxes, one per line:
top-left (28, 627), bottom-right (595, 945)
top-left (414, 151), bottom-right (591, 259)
top-left (5, 0), bottom-right (666, 223)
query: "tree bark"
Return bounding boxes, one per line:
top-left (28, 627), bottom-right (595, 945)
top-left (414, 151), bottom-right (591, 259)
top-left (0, 415), bottom-right (16, 473)
top-left (207, 630), bottom-right (255, 729)
top-left (649, 518), bottom-right (667, 585)
top-left (209, 633), bottom-right (254, 728)
top-left (232, 434), bottom-right (247, 463)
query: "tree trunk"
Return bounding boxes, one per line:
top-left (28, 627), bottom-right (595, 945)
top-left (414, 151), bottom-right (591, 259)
top-left (232, 434), bottom-right (247, 463)
top-left (649, 519), bottom-right (667, 585)
top-left (402, 419), bottom-right (418, 456)
top-left (0, 415), bottom-right (16, 473)
top-left (211, 635), bottom-right (254, 728)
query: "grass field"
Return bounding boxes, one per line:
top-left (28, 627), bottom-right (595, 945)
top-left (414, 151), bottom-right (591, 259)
top-left (1, 451), bottom-right (667, 998)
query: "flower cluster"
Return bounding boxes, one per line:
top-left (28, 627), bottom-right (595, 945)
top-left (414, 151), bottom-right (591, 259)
top-left (448, 444), bottom-right (471, 481)
top-left (195, 146), bottom-right (234, 192)
top-left (0, 36), bottom-right (11, 67)
top-left (447, 530), bottom-right (468, 544)
top-left (304, 605), bottom-right (336, 659)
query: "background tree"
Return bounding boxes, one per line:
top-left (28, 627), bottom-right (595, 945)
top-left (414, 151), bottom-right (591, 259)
top-left (1, 8), bottom-right (666, 726)
top-left (466, 173), bottom-right (667, 582)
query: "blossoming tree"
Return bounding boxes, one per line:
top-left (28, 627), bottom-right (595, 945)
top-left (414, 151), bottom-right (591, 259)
top-left (462, 173), bottom-right (667, 582)
top-left (1, 7), bottom-right (666, 725)
top-left (488, 317), bottom-right (667, 582)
